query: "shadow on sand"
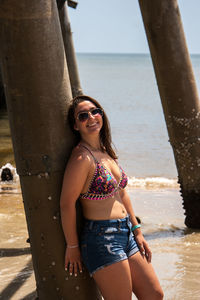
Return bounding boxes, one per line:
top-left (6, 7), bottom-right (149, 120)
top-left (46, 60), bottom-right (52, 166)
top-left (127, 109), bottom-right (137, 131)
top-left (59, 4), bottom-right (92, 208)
top-left (0, 247), bottom-right (31, 257)
top-left (0, 248), bottom-right (37, 300)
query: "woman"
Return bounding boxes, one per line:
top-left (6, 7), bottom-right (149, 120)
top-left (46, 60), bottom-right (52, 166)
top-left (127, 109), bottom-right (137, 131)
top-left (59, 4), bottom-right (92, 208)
top-left (60, 95), bottom-right (163, 300)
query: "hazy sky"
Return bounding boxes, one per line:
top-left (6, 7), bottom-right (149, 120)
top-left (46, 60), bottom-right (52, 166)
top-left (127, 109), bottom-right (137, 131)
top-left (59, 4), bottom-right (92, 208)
top-left (68, 0), bottom-right (200, 54)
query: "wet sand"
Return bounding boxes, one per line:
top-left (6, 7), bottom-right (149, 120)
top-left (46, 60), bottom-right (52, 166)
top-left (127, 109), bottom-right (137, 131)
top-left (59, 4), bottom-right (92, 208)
top-left (130, 187), bottom-right (200, 300)
top-left (1, 184), bottom-right (200, 300)
top-left (0, 184), bottom-right (36, 300)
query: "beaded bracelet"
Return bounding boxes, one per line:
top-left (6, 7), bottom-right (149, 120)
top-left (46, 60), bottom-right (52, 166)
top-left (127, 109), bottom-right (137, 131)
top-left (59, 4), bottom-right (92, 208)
top-left (131, 224), bottom-right (141, 232)
top-left (67, 244), bottom-right (79, 249)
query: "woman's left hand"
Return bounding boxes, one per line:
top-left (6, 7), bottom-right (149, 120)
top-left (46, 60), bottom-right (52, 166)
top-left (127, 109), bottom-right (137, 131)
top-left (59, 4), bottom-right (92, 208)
top-left (134, 231), bottom-right (152, 263)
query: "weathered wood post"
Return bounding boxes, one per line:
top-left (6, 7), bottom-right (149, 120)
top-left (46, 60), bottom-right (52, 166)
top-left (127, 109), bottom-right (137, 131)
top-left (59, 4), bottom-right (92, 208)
top-left (57, 0), bottom-right (83, 97)
top-left (0, 0), bottom-right (101, 298)
top-left (0, 70), bottom-right (6, 109)
top-left (138, 0), bottom-right (200, 228)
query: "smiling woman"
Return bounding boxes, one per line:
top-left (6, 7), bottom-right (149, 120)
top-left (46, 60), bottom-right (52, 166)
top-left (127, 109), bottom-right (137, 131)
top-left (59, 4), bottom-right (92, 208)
top-left (67, 95), bottom-right (117, 159)
top-left (60, 95), bottom-right (164, 300)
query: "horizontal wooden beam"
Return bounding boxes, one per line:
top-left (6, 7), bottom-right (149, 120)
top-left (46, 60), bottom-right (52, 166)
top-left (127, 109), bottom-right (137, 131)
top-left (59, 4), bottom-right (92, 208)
top-left (57, 0), bottom-right (78, 9)
top-left (67, 0), bottom-right (78, 9)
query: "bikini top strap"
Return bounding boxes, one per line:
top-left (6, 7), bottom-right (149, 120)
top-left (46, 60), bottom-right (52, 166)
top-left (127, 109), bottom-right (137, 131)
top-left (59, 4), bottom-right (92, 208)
top-left (79, 144), bottom-right (98, 163)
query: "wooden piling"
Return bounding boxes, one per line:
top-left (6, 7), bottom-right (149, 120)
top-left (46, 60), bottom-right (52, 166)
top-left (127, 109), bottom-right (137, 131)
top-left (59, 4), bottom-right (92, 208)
top-left (138, 0), bottom-right (200, 228)
top-left (0, 0), bottom-right (101, 298)
top-left (58, 1), bottom-right (83, 97)
top-left (0, 71), bottom-right (6, 109)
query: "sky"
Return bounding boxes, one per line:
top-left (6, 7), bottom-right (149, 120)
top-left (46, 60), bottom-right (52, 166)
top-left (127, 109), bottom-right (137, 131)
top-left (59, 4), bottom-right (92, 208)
top-left (68, 0), bottom-right (200, 54)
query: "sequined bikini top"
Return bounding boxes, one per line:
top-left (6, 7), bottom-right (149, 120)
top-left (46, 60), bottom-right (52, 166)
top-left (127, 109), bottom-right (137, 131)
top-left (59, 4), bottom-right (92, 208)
top-left (80, 145), bottom-right (128, 200)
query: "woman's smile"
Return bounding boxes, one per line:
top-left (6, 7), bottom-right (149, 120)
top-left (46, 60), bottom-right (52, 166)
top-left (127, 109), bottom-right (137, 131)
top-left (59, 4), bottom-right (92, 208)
top-left (86, 121), bottom-right (99, 128)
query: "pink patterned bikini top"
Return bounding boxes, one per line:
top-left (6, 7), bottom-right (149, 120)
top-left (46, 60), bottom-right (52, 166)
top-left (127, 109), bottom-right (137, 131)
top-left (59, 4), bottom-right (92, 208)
top-left (80, 145), bottom-right (128, 200)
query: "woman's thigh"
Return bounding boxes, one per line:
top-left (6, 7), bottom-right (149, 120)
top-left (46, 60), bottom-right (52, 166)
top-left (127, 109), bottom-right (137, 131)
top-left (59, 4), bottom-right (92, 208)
top-left (128, 252), bottom-right (164, 300)
top-left (93, 259), bottom-right (132, 300)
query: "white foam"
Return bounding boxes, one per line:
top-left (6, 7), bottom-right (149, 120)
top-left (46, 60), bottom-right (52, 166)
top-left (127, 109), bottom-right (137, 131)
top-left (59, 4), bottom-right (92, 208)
top-left (128, 176), bottom-right (179, 189)
top-left (0, 163), bottom-right (19, 182)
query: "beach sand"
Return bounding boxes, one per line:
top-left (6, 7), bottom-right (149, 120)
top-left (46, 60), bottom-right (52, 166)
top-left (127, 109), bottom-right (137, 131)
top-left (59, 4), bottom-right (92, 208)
top-left (1, 184), bottom-right (200, 300)
top-left (0, 188), bottom-right (36, 300)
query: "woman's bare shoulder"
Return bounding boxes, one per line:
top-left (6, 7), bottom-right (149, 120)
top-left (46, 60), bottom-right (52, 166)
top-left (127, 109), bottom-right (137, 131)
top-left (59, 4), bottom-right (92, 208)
top-left (67, 144), bottom-right (93, 168)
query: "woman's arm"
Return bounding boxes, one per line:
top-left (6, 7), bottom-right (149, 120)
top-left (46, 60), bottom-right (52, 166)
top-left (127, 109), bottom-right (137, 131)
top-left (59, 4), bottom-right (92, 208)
top-left (120, 188), bottom-right (152, 263)
top-left (60, 148), bottom-right (91, 275)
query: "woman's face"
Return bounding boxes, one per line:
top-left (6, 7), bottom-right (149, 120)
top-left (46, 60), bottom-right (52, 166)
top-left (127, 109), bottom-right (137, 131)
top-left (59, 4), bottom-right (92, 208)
top-left (74, 101), bottom-right (103, 137)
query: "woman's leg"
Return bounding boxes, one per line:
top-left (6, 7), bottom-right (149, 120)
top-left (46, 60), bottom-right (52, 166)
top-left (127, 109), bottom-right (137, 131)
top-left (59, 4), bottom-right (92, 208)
top-left (128, 252), bottom-right (164, 300)
top-left (93, 259), bottom-right (132, 300)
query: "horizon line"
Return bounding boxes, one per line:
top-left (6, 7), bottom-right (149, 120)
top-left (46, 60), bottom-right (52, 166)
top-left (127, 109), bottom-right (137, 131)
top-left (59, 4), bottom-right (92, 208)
top-left (76, 51), bottom-right (200, 56)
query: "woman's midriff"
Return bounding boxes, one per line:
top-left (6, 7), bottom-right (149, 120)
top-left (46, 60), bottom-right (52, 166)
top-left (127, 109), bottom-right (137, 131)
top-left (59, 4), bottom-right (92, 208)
top-left (80, 192), bottom-right (127, 220)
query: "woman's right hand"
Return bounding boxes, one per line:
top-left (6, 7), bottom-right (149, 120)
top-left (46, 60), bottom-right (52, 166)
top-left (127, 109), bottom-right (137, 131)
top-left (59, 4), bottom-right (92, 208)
top-left (65, 246), bottom-right (83, 276)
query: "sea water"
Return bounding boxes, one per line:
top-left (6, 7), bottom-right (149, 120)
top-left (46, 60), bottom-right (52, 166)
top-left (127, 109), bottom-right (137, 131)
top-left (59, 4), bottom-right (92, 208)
top-left (0, 53), bottom-right (200, 299)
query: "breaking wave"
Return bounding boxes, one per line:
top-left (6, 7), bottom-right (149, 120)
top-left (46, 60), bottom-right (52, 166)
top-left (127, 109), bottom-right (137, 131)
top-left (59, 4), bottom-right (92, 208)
top-left (128, 176), bottom-right (179, 189)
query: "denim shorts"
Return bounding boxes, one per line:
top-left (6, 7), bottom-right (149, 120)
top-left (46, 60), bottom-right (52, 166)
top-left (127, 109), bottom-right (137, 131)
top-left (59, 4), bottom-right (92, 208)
top-left (80, 215), bottom-right (139, 275)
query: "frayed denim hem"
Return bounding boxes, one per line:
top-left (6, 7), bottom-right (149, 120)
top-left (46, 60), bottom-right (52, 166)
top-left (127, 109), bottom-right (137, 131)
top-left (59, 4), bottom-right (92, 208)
top-left (91, 255), bottom-right (127, 276)
top-left (91, 248), bottom-right (140, 276)
top-left (127, 247), bottom-right (140, 259)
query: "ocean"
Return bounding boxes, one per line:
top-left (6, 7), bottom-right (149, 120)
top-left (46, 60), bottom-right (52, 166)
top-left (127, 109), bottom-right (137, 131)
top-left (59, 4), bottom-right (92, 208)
top-left (0, 53), bottom-right (200, 299)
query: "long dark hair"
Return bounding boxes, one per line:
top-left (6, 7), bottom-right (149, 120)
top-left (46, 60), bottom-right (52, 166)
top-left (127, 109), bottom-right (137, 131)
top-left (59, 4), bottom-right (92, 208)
top-left (68, 95), bottom-right (117, 160)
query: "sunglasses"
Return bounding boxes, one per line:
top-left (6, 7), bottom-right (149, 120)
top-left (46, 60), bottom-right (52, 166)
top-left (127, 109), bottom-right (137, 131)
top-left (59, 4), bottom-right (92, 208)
top-left (77, 108), bottom-right (103, 122)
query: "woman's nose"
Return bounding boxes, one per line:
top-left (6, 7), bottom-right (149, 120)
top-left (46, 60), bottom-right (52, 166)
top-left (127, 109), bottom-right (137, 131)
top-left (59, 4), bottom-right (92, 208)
top-left (88, 111), bottom-right (95, 119)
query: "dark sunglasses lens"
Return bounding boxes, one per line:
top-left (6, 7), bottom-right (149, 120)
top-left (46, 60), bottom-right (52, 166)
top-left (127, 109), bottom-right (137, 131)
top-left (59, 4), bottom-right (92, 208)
top-left (78, 112), bottom-right (89, 122)
top-left (78, 108), bottom-right (103, 122)
top-left (92, 108), bottom-right (103, 116)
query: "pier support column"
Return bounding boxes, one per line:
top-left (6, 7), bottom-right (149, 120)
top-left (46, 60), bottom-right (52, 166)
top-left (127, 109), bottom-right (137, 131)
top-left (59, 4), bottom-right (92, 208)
top-left (0, 0), bottom-right (101, 298)
top-left (138, 0), bottom-right (200, 228)
top-left (58, 1), bottom-right (83, 97)
top-left (0, 70), bottom-right (6, 109)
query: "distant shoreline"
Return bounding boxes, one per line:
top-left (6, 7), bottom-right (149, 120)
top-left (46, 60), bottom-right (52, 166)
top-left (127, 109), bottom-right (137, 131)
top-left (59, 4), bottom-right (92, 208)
top-left (76, 52), bottom-right (200, 57)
